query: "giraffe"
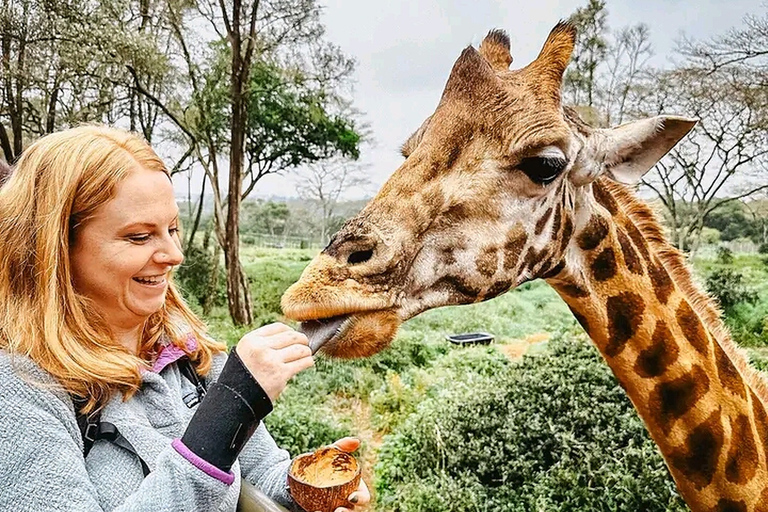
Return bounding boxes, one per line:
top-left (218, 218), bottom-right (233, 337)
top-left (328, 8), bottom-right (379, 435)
top-left (281, 22), bottom-right (768, 512)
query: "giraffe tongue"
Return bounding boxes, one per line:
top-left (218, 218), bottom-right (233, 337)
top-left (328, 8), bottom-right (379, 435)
top-left (300, 315), bottom-right (349, 354)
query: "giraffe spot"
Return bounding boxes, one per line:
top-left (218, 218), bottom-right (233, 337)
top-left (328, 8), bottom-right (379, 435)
top-left (714, 499), bottom-right (747, 512)
top-left (535, 207), bottom-right (554, 235)
top-left (540, 259), bottom-right (565, 279)
top-left (649, 260), bottom-right (674, 305)
top-left (475, 245), bottom-right (499, 278)
top-left (669, 409), bottom-right (725, 490)
top-left (617, 229), bottom-right (644, 275)
top-left (634, 320), bottom-right (679, 378)
top-left (576, 215), bottom-right (610, 251)
top-left (552, 202), bottom-right (562, 233)
top-left (593, 182), bottom-right (619, 215)
top-left (570, 309), bottom-right (591, 336)
top-left (558, 215), bottom-right (574, 255)
top-left (605, 292), bottom-right (645, 357)
top-left (559, 283), bottom-right (589, 298)
top-left (725, 414), bottom-right (758, 484)
top-left (503, 228), bottom-right (527, 270)
top-left (624, 221), bottom-right (651, 262)
top-left (649, 365), bottom-right (710, 435)
top-left (755, 487), bottom-right (768, 512)
top-left (591, 247), bottom-right (617, 281)
top-left (439, 246), bottom-right (456, 267)
top-left (677, 301), bottom-right (710, 356)
top-left (485, 279), bottom-right (512, 299)
top-left (433, 275), bottom-right (481, 302)
top-left (714, 341), bottom-right (746, 400)
top-left (751, 392), bottom-right (768, 464)
top-left (523, 246), bottom-right (549, 273)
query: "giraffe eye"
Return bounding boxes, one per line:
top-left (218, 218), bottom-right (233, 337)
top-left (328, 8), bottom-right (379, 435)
top-left (518, 156), bottom-right (567, 185)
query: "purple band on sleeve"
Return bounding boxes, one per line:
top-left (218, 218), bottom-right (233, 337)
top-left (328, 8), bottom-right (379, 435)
top-left (171, 438), bottom-right (235, 485)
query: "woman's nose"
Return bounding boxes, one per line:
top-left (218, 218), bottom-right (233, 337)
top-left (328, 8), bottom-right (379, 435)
top-left (157, 235), bottom-right (184, 266)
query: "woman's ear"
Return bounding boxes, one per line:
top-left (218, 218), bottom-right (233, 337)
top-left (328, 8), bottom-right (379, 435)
top-left (570, 116), bottom-right (697, 186)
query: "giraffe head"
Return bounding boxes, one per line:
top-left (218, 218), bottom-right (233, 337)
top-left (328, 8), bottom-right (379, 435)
top-left (281, 22), bottom-right (695, 357)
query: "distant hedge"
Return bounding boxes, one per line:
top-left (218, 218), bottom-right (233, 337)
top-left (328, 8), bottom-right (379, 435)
top-left (375, 336), bottom-right (688, 512)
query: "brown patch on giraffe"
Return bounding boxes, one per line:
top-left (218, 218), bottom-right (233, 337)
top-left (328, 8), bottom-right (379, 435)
top-left (605, 292), bottom-right (644, 357)
top-left (433, 275), bottom-right (481, 302)
top-left (559, 283), bottom-right (589, 299)
top-left (649, 259), bottom-right (674, 305)
top-left (591, 247), bottom-right (617, 281)
top-left (552, 202), bottom-right (562, 233)
top-left (634, 320), bottom-right (679, 378)
top-left (668, 409), bottom-right (725, 490)
top-left (649, 365), bottom-right (710, 435)
top-left (623, 220), bottom-right (651, 263)
top-left (522, 245), bottom-right (549, 273)
top-left (576, 215), bottom-right (609, 251)
top-left (725, 414), bottom-right (758, 484)
top-left (475, 245), bottom-right (499, 278)
top-left (540, 259), bottom-right (565, 279)
top-left (714, 341), bottom-right (747, 400)
top-left (592, 182), bottom-right (619, 215)
top-left (617, 229), bottom-right (644, 276)
top-left (557, 213), bottom-right (574, 256)
top-left (677, 301), bottom-right (711, 356)
top-left (485, 279), bottom-right (513, 299)
top-left (755, 487), bottom-right (768, 512)
top-left (570, 309), bottom-right (591, 336)
top-left (534, 206), bottom-right (554, 235)
top-left (714, 499), bottom-right (748, 512)
top-left (751, 392), bottom-right (768, 467)
top-left (503, 226), bottom-right (527, 270)
top-left (439, 246), bottom-right (457, 267)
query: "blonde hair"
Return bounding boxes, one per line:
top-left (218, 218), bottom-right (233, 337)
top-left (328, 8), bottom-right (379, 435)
top-left (0, 125), bottom-right (225, 412)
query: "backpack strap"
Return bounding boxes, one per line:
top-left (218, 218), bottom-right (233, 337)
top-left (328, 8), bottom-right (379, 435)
top-left (74, 357), bottom-right (206, 478)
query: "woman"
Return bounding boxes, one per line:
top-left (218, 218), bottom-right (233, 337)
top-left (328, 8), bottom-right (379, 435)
top-left (0, 126), bottom-right (370, 512)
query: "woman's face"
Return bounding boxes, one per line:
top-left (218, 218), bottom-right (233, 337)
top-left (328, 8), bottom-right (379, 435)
top-left (70, 166), bottom-right (184, 332)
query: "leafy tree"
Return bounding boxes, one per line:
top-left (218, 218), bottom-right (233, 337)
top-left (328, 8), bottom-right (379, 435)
top-left (133, 0), bottom-right (362, 325)
top-left (564, 0), bottom-right (608, 108)
top-left (241, 200), bottom-right (290, 237)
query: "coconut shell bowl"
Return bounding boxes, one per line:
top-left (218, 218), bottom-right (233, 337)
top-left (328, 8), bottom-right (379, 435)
top-left (288, 446), bottom-right (362, 512)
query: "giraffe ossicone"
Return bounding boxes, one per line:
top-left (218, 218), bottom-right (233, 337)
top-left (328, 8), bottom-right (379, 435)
top-left (282, 22), bottom-right (768, 512)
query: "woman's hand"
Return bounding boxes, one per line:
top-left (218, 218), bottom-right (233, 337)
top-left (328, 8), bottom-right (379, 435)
top-left (235, 322), bottom-right (314, 402)
top-left (320, 437), bottom-right (370, 512)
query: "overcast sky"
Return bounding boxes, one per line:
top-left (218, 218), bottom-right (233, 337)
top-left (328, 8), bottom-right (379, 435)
top-left (174, 0), bottom-right (766, 200)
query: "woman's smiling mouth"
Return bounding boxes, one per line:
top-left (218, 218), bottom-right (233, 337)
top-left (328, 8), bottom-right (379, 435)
top-left (133, 275), bottom-right (167, 287)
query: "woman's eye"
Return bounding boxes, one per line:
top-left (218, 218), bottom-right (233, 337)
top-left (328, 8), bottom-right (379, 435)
top-left (518, 156), bottom-right (566, 185)
top-left (129, 234), bottom-right (151, 243)
top-left (169, 227), bottom-right (180, 236)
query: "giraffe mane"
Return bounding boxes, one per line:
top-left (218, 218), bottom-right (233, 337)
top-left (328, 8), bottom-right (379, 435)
top-left (600, 177), bottom-right (768, 406)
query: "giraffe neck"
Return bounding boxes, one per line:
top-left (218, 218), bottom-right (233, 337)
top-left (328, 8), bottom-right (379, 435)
top-left (547, 179), bottom-right (768, 512)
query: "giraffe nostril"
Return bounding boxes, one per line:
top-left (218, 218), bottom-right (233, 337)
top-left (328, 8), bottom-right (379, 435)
top-left (347, 249), bottom-right (373, 265)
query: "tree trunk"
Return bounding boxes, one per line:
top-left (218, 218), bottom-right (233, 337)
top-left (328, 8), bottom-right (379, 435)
top-left (202, 240), bottom-right (221, 316)
top-left (224, 12), bottom-right (253, 326)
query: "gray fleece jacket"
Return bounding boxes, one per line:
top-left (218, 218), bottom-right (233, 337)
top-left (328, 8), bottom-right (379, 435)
top-left (0, 348), bottom-right (302, 512)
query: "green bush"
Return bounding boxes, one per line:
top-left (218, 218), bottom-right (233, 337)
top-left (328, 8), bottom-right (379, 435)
top-left (265, 394), bottom-right (351, 456)
top-left (716, 245), bottom-right (734, 264)
top-left (175, 243), bottom-right (226, 308)
top-left (375, 337), bottom-right (687, 512)
top-left (705, 267), bottom-right (758, 313)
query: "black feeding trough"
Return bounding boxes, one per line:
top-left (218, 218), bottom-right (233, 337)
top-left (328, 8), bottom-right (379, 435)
top-left (446, 332), bottom-right (495, 346)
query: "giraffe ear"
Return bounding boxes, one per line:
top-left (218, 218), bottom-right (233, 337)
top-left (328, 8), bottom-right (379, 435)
top-left (601, 116), bottom-right (697, 185)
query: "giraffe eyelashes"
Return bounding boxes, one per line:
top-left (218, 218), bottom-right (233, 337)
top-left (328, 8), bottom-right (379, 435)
top-left (518, 156), bottom-right (567, 185)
